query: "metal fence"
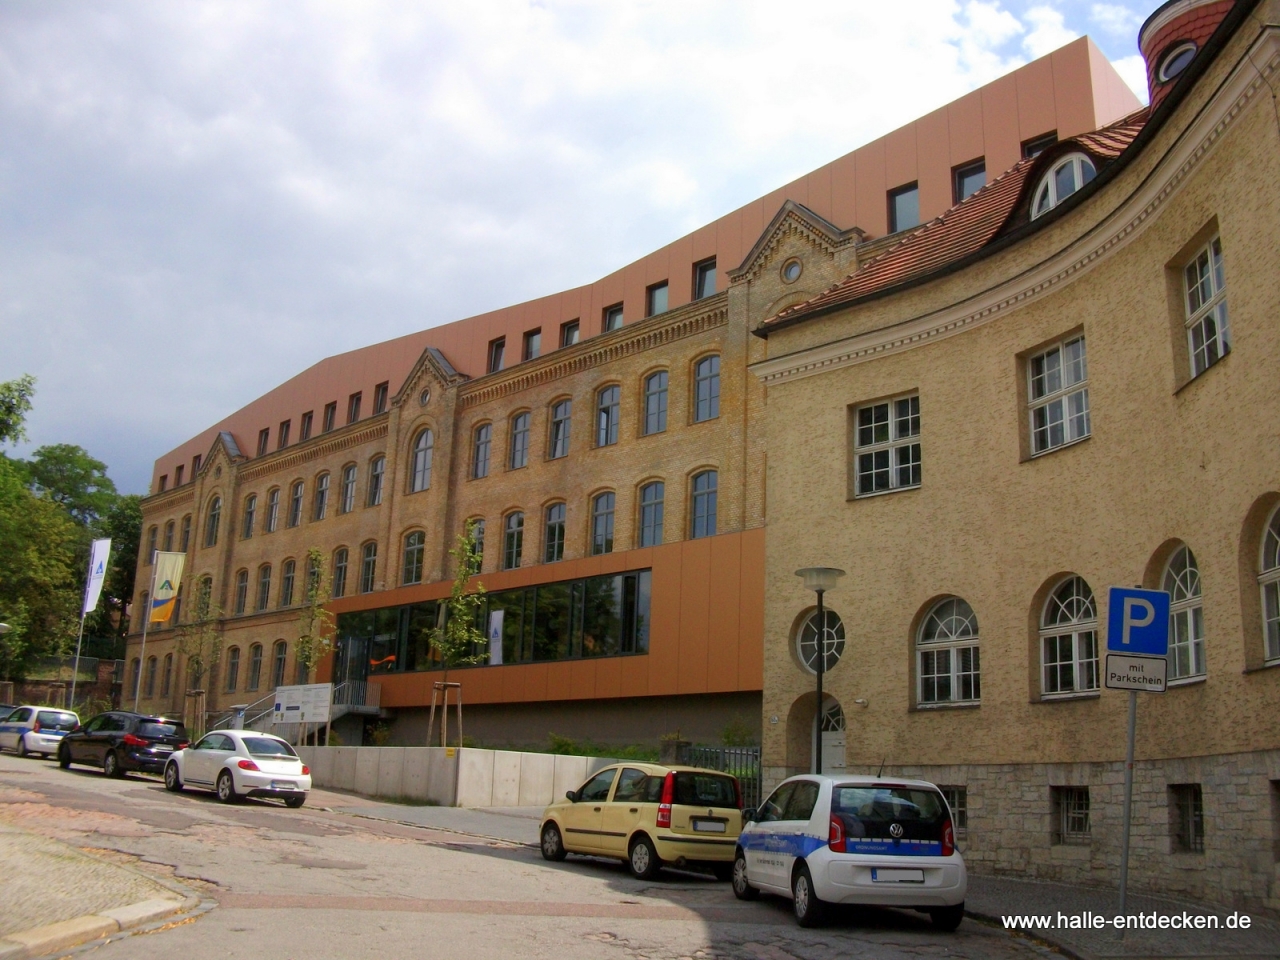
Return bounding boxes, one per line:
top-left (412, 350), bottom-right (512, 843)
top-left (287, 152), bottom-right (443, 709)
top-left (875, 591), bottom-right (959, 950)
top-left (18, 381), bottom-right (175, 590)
top-left (681, 744), bottom-right (763, 810)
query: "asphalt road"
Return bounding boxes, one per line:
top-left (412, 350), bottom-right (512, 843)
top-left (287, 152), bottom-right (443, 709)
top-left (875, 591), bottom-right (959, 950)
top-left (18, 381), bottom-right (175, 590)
top-left (0, 753), bottom-right (1056, 960)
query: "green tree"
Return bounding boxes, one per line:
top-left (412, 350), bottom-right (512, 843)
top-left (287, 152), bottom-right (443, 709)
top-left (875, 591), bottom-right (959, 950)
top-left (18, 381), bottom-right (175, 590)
top-left (0, 375), bottom-right (35, 445)
top-left (175, 578), bottom-right (221, 692)
top-left (427, 525), bottom-right (488, 747)
top-left (85, 494), bottom-right (142, 642)
top-left (23, 444), bottom-right (118, 527)
top-left (295, 548), bottom-right (336, 683)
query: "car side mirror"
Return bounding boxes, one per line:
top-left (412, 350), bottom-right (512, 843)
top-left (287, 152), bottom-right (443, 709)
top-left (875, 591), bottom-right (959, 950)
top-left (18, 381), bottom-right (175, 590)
top-left (565, 790), bottom-right (579, 803)
top-left (741, 807), bottom-right (756, 824)
top-left (70, 725), bottom-right (81, 734)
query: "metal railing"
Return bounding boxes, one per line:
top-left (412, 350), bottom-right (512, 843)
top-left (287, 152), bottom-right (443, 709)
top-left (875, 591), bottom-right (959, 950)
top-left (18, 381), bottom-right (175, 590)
top-left (682, 744), bottom-right (763, 811)
top-left (333, 680), bottom-right (380, 711)
top-left (208, 690), bottom-right (276, 731)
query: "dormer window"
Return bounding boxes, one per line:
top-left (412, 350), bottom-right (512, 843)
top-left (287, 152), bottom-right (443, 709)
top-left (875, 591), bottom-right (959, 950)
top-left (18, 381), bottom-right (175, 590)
top-left (1158, 42), bottom-right (1196, 83)
top-left (1031, 153), bottom-right (1096, 219)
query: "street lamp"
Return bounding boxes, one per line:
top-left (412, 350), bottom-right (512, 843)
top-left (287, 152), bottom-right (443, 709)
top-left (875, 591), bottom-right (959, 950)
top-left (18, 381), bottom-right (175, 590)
top-left (795, 567), bottom-right (845, 776)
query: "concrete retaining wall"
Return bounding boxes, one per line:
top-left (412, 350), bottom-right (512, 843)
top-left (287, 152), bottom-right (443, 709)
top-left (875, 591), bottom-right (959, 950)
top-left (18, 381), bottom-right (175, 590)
top-left (295, 746), bottom-right (616, 808)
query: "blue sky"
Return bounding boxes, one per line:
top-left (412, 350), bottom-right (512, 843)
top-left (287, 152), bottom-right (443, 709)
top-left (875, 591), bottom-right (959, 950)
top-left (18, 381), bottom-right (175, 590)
top-left (0, 1), bottom-right (1154, 493)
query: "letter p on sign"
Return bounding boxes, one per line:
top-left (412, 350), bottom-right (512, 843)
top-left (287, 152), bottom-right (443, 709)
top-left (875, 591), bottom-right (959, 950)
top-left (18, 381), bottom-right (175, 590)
top-left (1106, 587), bottom-right (1170, 657)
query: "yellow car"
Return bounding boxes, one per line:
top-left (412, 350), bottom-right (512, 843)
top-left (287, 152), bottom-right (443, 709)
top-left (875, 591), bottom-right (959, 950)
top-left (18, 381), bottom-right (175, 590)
top-left (539, 762), bottom-right (744, 880)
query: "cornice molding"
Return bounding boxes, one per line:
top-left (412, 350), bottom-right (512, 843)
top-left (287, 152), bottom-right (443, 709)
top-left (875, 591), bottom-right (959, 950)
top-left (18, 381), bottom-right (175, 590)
top-left (751, 28), bottom-right (1279, 387)
top-left (142, 486), bottom-right (196, 510)
top-left (236, 419), bottom-right (390, 484)
top-left (459, 300), bottom-right (729, 409)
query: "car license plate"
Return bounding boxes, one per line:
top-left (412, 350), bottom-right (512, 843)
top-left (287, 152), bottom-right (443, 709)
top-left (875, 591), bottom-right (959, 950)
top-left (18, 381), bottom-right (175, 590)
top-left (692, 820), bottom-right (726, 833)
top-left (271, 780), bottom-right (296, 790)
top-left (154, 745), bottom-right (173, 753)
top-left (871, 868), bottom-right (924, 883)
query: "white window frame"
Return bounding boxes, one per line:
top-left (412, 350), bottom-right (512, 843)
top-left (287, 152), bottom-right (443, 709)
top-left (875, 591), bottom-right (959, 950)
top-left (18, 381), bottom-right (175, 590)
top-left (339, 466), bottom-right (356, 514)
top-left (1183, 237), bottom-right (1230, 378)
top-left (854, 393), bottom-right (920, 497)
top-left (1028, 336), bottom-right (1089, 455)
top-left (1164, 545), bottom-right (1206, 682)
top-left (1031, 153), bottom-right (1096, 219)
top-left (1259, 506), bottom-right (1280, 663)
top-left (411, 429), bottom-right (434, 491)
top-left (1040, 576), bottom-right (1099, 698)
top-left (916, 597), bottom-right (980, 706)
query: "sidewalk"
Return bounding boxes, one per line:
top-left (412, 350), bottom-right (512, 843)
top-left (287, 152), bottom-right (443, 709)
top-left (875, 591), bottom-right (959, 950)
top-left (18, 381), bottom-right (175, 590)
top-left (322, 795), bottom-right (1280, 958)
top-left (0, 821), bottom-right (190, 959)
top-left (967, 874), bottom-right (1280, 959)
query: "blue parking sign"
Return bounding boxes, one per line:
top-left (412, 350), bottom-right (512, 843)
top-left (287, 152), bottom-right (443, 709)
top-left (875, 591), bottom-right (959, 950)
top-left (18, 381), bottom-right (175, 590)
top-left (1106, 587), bottom-right (1170, 656)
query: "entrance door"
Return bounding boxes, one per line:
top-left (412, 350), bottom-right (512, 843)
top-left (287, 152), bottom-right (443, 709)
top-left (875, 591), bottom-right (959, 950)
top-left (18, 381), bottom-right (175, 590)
top-left (819, 699), bottom-right (846, 775)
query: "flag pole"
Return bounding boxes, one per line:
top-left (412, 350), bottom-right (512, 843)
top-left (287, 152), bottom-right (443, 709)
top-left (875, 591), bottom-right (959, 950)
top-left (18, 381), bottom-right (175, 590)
top-left (134, 564), bottom-right (158, 712)
top-left (70, 610), bottom-right (87, 710)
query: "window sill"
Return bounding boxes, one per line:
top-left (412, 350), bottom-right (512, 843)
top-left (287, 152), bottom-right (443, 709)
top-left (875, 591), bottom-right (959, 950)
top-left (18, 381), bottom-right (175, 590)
top-left (851, 484), bottom-right (921, 502)
top-left (1166, 674), bottom-right (1207, 688)
top-left (1170, 851), bottom-right (1206, 867)
top-left (913, 700), bottom-right (980, 711)
top-left (1037, 691), bottom-right (1101, 703)
top-left (1242, 659), bottom-right (1280, 674)
top-left (1024, 434), bottom-right (1090, 463)
top-left (1174, 350), bottom-right (1230, 396)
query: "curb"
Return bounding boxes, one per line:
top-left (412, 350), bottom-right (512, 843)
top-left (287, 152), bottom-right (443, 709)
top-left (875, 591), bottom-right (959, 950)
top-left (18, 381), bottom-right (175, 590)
top-left (0, 897), bottom-right (188, 960)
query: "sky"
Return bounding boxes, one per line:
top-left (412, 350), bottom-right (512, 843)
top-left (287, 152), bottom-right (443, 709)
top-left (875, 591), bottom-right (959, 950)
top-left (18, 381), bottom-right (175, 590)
top-left (0, 0), bottom-right (1154, 495)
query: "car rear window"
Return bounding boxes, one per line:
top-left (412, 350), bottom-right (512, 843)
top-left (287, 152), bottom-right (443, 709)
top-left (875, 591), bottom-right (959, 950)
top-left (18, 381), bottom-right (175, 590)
top-left (674, 772), bottom-right (738, 808)
top-left (36, 711), bottom-right (77, 730)
top-left (831, 785), bottom-right (948, 847)
top-left (138, 721), bottom-right (186, 740)
top-left (242, 737), bottom-right (298, 758)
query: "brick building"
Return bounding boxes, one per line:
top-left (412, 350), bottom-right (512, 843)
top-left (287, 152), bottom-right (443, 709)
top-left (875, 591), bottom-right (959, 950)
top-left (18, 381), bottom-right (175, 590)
top-left (126, 40), bottom-right (1138, 749)
top-left (754, 0), bottom-right (1280, 912)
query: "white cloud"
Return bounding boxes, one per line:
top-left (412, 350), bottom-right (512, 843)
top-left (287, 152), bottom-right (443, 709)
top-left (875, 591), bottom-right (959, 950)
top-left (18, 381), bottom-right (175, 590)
top-left (1112, 53), bottom-right (1151, 104)
top-left (0, 0), bottom-right (1106, 492)
top-left (1090, 3), bottom-right (1142, 37)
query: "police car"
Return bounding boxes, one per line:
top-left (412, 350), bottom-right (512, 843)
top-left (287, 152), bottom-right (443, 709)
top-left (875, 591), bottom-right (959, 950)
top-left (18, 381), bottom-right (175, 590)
top-left (732, 775), bottom-right (966, 929)
top-left (0, 706), bottom-right (80, 759)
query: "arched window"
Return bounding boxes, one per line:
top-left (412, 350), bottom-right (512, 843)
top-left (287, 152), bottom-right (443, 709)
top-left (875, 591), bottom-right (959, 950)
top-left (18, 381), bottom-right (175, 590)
top-left (247, 643), bottom-right (263, 690)
top-left (196, 576), bottom-right (213, 620)
top-left (265, 488), bottom-right (280, 532)
top-left (411, 429), bottom-right (434, 491)
top-left (332, 548), bottom-right (349, 599)
top-left (233, 569), bottom-right (249, 615)
top-left (256, 564), bottom-right (271, 611)
top-left (180, 515), bottom-right (192, 552)
top-left (1164, 545), bottom-right (1205, 680)
top-left (797, 608), bottom-right (845, 674)
top-left (313, 472), bottom-right (330, 520)
top-left (1260, 507), bottom-right (1280, 661)
top-left (360, 541), bottom-right (378, 593)
top-left (403, 531), bottom-right (425, 585)
top-left (280, 558), bottom-right (296, 607)
top-left (643, 371), bottom-right (668, 435)
top-left (144, 656), bottom-right (158, 697)
top-left (503, 512), bottom-right (524, 570)
top-left (146, 526), bottom-right (158, 564)
top-left (591, 492), bottom-right (615, 555)
top-left (544, 504), bottom-right (565, 563)
top-left (161, 653), bottom-right (173, 697)
top-left (288, 480), bottom-right (304, 527)
top-left (1031, 153), bottom-right (1096, 219)
top-left (225, 647), bottom-right (241, 692)
top-left (367, 457), bottom-right (385, 507)
top-left (639, 481), bottom-right (664, 547)
top-left (204, 497), bottom-right (221, 547)
top-left (242, 495), bottom-right (257, 538)
top-left (1040, 576), bottom-right (1099, 696)
top-left (549, 400), bottom-right (571, 459)
top-left (694, 356), bottom-right (720, 422)
top-left (340, 465), bottom-right (357, 513)
top-left (473, 424), bottom-right (492, 478)
top-left (272, 641), bottom-right (288, 689)
top-left (596, 386), bottom-right (620, 447)
top-left (917, 598), bottom-right (980, 704)
top-left (509, 414), bottom-right (530, 469)
top-left (163, 521), bottom-right (175, 552)
top-left (691, 470), bottom-right (717, 539)
top-left (467, 519), bottom-right (485, 573)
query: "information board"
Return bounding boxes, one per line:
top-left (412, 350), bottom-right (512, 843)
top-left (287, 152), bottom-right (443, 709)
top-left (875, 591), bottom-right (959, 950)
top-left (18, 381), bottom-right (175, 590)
top-left (272, 683), bottom-right (333, 724)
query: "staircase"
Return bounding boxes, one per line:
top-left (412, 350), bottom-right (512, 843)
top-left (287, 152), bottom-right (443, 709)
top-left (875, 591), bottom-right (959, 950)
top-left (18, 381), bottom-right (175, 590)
top-left (329, 680), bottom-right (381, 721)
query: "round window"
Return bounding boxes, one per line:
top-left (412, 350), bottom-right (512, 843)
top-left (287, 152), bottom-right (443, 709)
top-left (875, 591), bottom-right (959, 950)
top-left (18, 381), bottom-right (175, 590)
top-left (796, 608), bottom-right (845, 674)
top-left (782, 259), bottom-right (803, 283)
top-left (1158, 41), bottom-right (1196, 83)
top-left (418, 387), bottom-right (431, 407)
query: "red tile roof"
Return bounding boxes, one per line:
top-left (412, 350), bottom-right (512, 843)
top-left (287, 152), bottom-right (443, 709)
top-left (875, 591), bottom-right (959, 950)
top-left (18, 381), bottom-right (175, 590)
top-left (764, 111), bottom-right (1149, 329)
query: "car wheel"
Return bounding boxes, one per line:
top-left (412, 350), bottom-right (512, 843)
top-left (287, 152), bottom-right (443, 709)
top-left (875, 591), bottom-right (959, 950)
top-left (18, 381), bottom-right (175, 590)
top-left (164, 762), bottom-right (183, 793)
top-left (103, 750), bottom-right (123, 779)
top-left (731, 851), bottom-right (758, 900)
top-left (540, 823), bottom-right (567, 862)
top-left (58, 745), bottom-right (71, 769)
top-left (16, 735), bottom-right (29, 759)
top-left (792, 863), bottom-right (827, 928)
top-left (216, 769), bottom-right (238, 803)
top-left (628, 835), bottom-right (662, 880)
top-left (285, 795), bottom-right (306, 809)
top-left (930, 903), bottom-right (965, 932)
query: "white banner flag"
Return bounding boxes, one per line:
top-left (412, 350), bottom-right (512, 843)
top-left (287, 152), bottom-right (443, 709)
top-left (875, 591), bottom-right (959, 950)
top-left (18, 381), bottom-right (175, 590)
top-left (83, 538), bottom-right (112, 615)
top-left (488, 609), bottom-right (504, 666)
top-left (149, 551), bottom-right (186, 624)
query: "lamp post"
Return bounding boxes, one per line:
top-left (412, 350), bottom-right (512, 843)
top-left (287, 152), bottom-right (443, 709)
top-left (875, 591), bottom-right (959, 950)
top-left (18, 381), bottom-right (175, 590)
top-left (795, 567), bottom-right (845, 776)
